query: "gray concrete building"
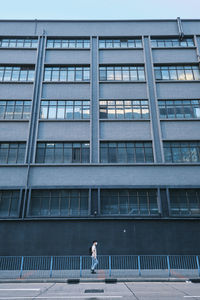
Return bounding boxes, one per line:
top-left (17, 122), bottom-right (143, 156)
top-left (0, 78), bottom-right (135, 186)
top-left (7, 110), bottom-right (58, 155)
top-left (0, 18), bottom-right (200, 256)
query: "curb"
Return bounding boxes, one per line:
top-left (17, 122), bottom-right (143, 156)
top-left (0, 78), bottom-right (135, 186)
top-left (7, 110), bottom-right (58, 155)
top-left (0, 277), bottom-right (194, 283)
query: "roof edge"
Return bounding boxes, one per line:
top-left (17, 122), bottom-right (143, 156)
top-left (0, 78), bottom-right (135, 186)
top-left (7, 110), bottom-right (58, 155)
top-left (0, 18), bottom-right (199, 22)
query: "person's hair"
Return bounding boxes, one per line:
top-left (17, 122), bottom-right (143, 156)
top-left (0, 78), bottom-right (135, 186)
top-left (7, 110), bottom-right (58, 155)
top-left (93, 240), bottom-right (97, 244)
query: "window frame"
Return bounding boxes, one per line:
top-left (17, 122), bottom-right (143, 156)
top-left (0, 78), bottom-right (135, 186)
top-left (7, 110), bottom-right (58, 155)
top-left (46, 38), bottom-right (90, 49)
top-left (28, 189), bottom-right (90, 218)
top-left (36, 142), bottom-right (90, 164)
top-left (158, 99), bottom-right (200, 119)
top-left (43, 66), bottom-right (90, 82)
top-left (164, 141), bottom-right (200, 163)
top-left (100, 189), bottom-right (159, 216)
top-left (99, 38), bottom-right (143, 49)
top-left (0, 100), bottom-right (31, 120)
top-left (99, 99), bottom-right (150, 120)
top-left (169, 189), bottom-right (200, 216)
top-left (40, 100), bottom-right (90, 120)
top-left (151, 37), bottom-right (195, 48)
top-left (154, 65), bottom-right (200, 81)
top-left (0, 142), bottom-right (26, 164)
top-left (0, 38), bottom-right (38, 48)
top-left (0, 189), bottom-right (22, 218)
top-left (100, 141), bottom-right (154, 164)
top-left (99, 65), bottom-right (145, 82)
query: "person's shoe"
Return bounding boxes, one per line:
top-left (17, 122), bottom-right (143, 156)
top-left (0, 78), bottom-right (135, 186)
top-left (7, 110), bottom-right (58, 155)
top-left (91, 270), bottom-right (96, 274)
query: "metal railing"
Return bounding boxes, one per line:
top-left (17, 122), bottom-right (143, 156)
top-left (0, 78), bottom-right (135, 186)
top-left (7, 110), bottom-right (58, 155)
top-left (0, 255), bottom-right (199, 279)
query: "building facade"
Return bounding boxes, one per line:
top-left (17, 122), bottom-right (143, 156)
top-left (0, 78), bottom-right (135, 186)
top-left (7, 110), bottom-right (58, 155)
top-left (0, 19), bottom-right (200, 255)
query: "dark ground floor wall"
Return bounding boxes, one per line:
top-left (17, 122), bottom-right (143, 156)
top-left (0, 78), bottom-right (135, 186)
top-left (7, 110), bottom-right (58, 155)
top-left (0, 219), bottom-right (199, 256)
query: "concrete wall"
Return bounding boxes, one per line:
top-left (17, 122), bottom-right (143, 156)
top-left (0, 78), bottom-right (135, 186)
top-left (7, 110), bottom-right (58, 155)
top-left (38, 121), bottom-right (90, 140)
top-left (0, 219), bottom-right (199, 255)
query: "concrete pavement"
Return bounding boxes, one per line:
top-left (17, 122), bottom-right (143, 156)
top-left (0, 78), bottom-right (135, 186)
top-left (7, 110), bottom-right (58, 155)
top-left (0, 282), bottom-right (199, 299)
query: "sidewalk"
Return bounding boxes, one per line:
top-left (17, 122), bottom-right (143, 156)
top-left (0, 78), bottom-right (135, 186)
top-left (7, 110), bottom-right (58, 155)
top-left (0, 269), bottom-right (199, 283)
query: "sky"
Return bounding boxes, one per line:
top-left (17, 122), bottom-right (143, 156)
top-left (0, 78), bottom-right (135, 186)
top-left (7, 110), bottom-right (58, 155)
top-left (0, 0), bottom-right (200, 20)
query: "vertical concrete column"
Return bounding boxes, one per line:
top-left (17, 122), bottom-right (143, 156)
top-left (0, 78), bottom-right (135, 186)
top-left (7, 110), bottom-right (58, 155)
top-left (194, 35), bottom-right (200, 62)
top-left (26, 34), bottom-right (46, 164)
top-left (23, 34), bottom-right (46, 218)
top-left (143, 36), bottom-right (164, 163)
top-left (90, 36), bottom-right (99, 163)
top-left (160, 189), bottom-right (170, 217)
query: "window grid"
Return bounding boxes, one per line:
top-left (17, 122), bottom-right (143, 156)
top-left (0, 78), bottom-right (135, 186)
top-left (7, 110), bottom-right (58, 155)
top-left (151, 38), bottom-right (194, 48)
top-left (40, 100), bottom-right (90, 120)
top-left (154, 65), bottom-right (200, 81)
top-left (99, 66), bottom-right (145, 81)
top-left (170, 189), bottom-right (200, 216)
top-left (36, 142), bottom-right (90, 164)
top-left (46, 39), bottom-right (90, 49)
top-left (44, 66), bottom-right (90, 82)
top-left (0, 66), bottom-right (35, 82)
top-left (0, 190), bottom-right (20, 217)
top-left (100, 189), bottom-right (158, 215)
top-left (100, 142), bottom-right (154, 163)
top-left (0, 143), bottom-right (26, 164)
top-left (164, 141), bottom-right (200, 163)
top-left (159, 100), bottom-right (200, 119)
top-left (0, 100), bottom-right (31, 120)
top-left (99, 38), bottom-right (142, 48)
top-left (99, 100), bottom-right (149, 119)
top-left (0, 38), bottom-right (38, 48)
top-left (29, 189), bottom-right (89, 217)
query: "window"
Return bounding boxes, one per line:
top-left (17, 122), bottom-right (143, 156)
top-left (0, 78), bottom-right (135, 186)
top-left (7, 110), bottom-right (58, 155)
top-left (44, 66), bottom-right (90, 82)
top-left (0, 190), bottom-right (20, 217)
top-left (154, 65), bottom-right (200, 81)
top-left (159, 100), bottom-right (200, 119)
top-left (0, 101), bottom-right (31, 120)
top-left (100, 142), bottom-right (154, 163)
top-left (0, 38), bottom-right (38, 48)
top-left (0, 66), bottom-right (35, 82)
top-left (46, 39), bottom-right (90, 49)
top-left (99, 66), bottom-right (145, 81)
top-left (29, 189), bottom-right (89, 217)
top-left (99, 100), bottom-right (149, 119)
top-left (151, 38), bottom-right (194, 48)
top-left (0, 143), bottom-right (26, 164)
top-left (36, 142), bottom-right (90, 163)
top-left (99, 38), bottom-right (142, 48)
top-left (40, 100), bottom-right (90, 120)
top-left (170, 189), bottom-right (200, 216)
top-left (101, 189), bottom-right (158, 215)
top-left (164, 141), bottom-right (200, 163)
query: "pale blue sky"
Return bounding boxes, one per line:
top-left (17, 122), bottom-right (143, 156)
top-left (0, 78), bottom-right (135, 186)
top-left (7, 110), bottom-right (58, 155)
top-left (0, 0), bottom-right (200, 20)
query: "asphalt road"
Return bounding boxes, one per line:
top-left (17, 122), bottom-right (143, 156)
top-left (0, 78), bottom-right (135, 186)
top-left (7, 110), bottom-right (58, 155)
top-left (0, 282), bottom-right (199, 299)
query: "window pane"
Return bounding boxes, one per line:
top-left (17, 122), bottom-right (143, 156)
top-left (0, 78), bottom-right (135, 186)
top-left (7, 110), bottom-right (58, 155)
top-left (75, 68), bottom-right (82, 81)
top-left (68, 68), bottom-right (75, 81)
top-left (108, 147), bottom-right (117, 163)
top-left (45, 146), bottom-right (54, 163)
top-left (48, 106), bottom-right (57, 119)
top-left (64, 148), bottom-right (72, 163)
top-left (19, 70), bottom-right (28, 81)
top-left (44, 70), bottom-right (51, 81)
top-left (135, 147), bottom-right (145, 162)
top-left (57, 106), bottom-right (65, 119)
top-left (0, 192), bottom-right (10, 216)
